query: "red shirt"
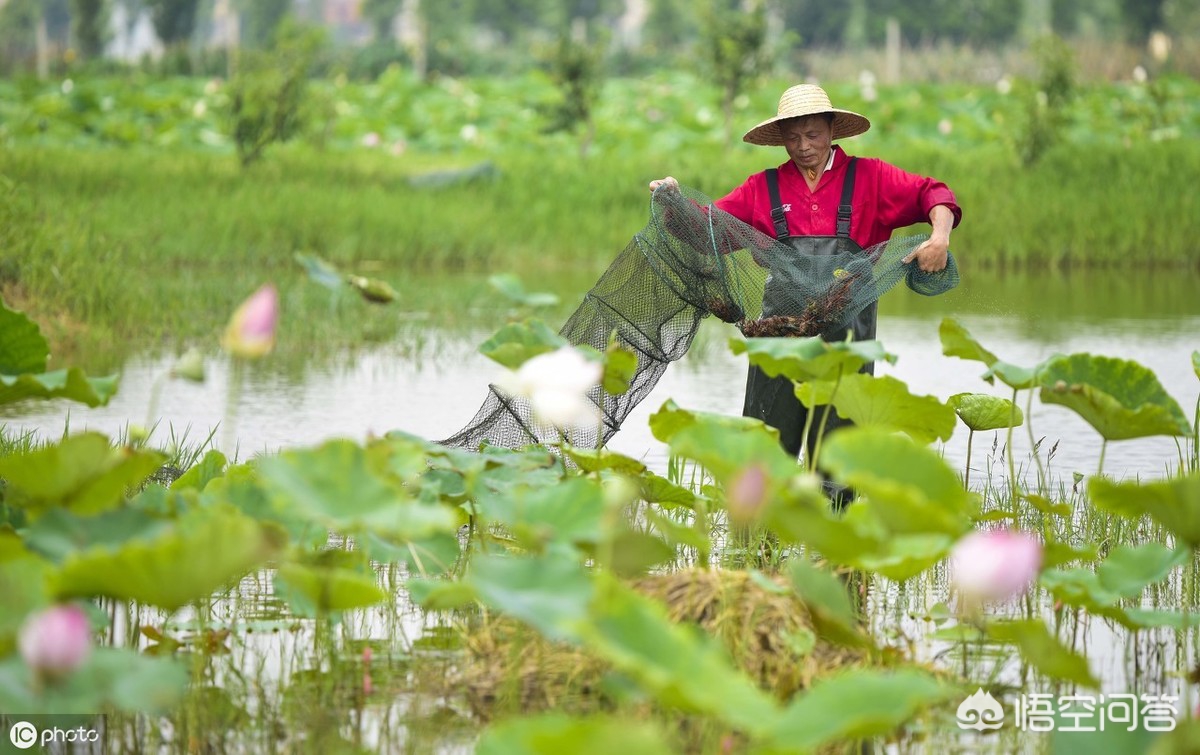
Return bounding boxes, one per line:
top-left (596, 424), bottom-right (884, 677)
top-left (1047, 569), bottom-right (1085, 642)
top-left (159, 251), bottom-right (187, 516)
top-left (714, 145), bottom-right (962, 249)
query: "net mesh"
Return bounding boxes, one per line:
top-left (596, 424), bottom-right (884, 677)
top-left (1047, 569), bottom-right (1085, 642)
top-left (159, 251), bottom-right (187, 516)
top-left (438, 184), bottom-right (959, 451)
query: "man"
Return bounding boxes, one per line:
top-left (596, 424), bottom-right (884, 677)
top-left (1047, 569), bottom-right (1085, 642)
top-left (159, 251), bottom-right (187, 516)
top-left (650, 83), bottom-right (962, 468)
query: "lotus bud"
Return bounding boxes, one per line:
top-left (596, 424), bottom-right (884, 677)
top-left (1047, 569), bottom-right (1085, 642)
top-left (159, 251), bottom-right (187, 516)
top-left (221, 284), bottom-right (278, 359)
top-left (727, 464), bottom-right (769, 524)
top-left (347, 275), bottom-right (397, 304)
top-left (171, 347), bottom-right (206, 383)
top-left (19, 605), bottom-right (93, 680)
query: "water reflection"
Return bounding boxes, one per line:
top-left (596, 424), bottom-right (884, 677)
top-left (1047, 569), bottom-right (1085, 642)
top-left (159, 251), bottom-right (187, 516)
top-left (9, 269), bottom-right (1200, 482)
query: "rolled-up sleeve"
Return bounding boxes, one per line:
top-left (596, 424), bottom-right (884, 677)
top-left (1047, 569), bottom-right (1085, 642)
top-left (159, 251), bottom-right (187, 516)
top-left (874, 160), bottom-right (962, 231)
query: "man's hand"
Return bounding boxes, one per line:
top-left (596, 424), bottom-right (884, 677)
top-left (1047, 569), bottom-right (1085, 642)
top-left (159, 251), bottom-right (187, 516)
top-left (649, 176), bottom-right (680, 193)
top-left (902, 236), bottom-right (949, 272)
top-left (902, 204), bottom-right (954, 272)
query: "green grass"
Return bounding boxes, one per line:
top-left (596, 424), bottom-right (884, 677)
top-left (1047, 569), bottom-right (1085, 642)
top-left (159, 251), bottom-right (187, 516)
top-left (3, 139), bottom-right (1199, 370)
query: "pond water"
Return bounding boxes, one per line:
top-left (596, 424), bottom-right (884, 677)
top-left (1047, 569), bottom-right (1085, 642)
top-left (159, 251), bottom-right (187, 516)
top-left (10, 268), bottom-right (1198, 484)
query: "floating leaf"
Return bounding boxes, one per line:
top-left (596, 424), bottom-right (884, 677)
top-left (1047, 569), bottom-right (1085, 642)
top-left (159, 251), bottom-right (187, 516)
top-left (766, 668), bottom-right (952, 750)
top-left (1039, 353), bottom-right (1191, 440)
top-left (0, 433), bottom-right (165, 518)
top-left (478, 319), bottom-right (569, 369)
top-left (987, 620), bottom-right (1099, 687)
top-left (819, 374), bottom-right (956, 444)
top-left (948, 392), bottom-right (1023, 431)
top-left (477, 714), bottom-right (671, 755)
top-left (730, 337), bottom-right (895, 384)
top-left (56, 504), bottom-right (273, 612)
top-left (1090, 474), bottom-right (1200, 547)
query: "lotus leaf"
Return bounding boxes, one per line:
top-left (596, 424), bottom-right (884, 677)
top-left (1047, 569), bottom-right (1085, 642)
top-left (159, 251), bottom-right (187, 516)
top-left (1090, 474), bottom-right (1200, 547)
top-left (987, 620), bottom-right (1099, 687)
top-left (467, 549), bottom-right (593, 642)
top-left (580, 576), bottom-right (780, 735)
top-left (257, 439), bottom-right (457, 538)
top-left (820, 373), bottom-right (957, 444)
top-left (948, 392), bottom-right (1023, 431)
top-left (766, 668), bottom-right (952, 750)
top-left (819, 428), bottom-right (972, 537)
top-left (730, 336), bottom-right (895, 384)
top-left (1038, 353), bottom-right (1191, 440)
top-left (0, 303), bottom-right (118, 407)
top-left (273, 563), bottom-right (389, 615)
top-left (478, 318), bottom-right (568, 369)
top-left (477, 714), bottom-right (671, 755)
top-left (0, 433), bottom-right (165, 518)
top-left (56, 503), bottom-right (273, 611)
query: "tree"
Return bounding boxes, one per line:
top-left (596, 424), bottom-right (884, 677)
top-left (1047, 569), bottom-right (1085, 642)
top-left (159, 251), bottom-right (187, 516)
top-left (145, 0), bottom-right (201, 47)
top-left (362, 0), bottom-right (403, 42)
top-left (69, 0), bottom-right (110, 59)
top-left (701, 0), bottom-right (770, 147)
top-left (1117, 0), bottom-right (1165, 43)
top-left (236, 0), bottom-right (291, 49)
top-left (643, 0), bottom-right (696, 56)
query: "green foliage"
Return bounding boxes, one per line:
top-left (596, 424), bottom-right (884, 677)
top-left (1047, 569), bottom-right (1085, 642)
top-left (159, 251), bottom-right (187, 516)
top-left (145, 0), bottom-right (201, 47)
top-left (699, 0), bottom-right (769, 146)
top-left (1014, 35), bottom-right (1078, 166)
top-left (948, 392), bottom-right (1022, 432)
top-left (235, 0), bottom-right (291, 50)
top-left (225, 21), bottom-right (326, 167)
top-left (69, 0), bottom-right (110, 60)
top-left (542, 25), bottom-right (607, 156)
top-left (478, 714), bottom-right (672, 755)
top-left (1038, 353), bottom-right (1192, 441)
top-left (361, 0), bottom-right (403, 42)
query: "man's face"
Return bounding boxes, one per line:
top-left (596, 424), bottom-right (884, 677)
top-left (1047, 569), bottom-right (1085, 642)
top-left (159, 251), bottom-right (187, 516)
top-left (779, 115), bottom-right (833, 174)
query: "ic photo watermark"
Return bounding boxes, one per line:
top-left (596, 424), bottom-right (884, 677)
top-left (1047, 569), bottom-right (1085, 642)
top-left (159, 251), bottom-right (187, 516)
top-left (3, 716), bottom-right (104, 753)
top-left (956, 688), bottom-right (1179, 733)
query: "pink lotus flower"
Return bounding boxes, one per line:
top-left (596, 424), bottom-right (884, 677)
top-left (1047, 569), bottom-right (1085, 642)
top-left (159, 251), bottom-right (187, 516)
top-left (950, 529), bottom-right (1043, 605)
top-left (19, 605), bottom-right (93, 679)
top-left (221, 284), bottom-right (278, 359)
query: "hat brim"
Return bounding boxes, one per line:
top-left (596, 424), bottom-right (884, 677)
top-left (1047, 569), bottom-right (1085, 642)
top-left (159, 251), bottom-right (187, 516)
top-left (742, 110), bottom-right (871, 146)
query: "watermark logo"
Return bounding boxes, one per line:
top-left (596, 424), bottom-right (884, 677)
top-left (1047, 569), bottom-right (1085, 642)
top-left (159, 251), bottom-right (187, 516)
top-left (8, 721), bottom-right (38, 749)
top-left (954, 691), bottom-right (1179, 732)
top-left (956, 688), bottom-right (1005, 730)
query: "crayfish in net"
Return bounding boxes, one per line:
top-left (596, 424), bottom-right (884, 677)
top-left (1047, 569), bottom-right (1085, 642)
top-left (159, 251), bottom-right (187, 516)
top-left (705, 298), bottom-right (745, 324)
top-left (737, 267), bottom-right (860, 338)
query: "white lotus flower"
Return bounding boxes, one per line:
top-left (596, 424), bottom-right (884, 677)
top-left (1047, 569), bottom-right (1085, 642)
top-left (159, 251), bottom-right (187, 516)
top-left (495, 346), bottom-right (602, 428)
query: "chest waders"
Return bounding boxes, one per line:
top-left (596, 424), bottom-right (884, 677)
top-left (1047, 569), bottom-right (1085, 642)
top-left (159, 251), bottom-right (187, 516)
top-left (741, 158), bottom-right (876, 467)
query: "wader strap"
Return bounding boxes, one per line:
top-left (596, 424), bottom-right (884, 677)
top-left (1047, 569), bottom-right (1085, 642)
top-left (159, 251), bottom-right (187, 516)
top-left (837, 158), bottom-right (858, 238)
top-left (764, 168), bottom-right (789, 241)
top-left (767, 159), bottom-right (858, 241)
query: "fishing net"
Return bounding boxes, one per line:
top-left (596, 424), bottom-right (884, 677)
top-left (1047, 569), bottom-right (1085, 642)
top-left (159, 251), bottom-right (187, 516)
top-left (438, 184), bottom-right (958, 451)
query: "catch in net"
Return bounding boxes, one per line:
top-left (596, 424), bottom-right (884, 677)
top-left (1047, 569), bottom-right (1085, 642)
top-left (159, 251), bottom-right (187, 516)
top-left (437, 184), bottom-right (959, 451)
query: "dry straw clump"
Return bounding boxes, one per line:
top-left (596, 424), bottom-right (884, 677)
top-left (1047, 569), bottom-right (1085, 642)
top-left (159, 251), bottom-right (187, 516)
top-left (454, 567), bottom-right (867, 721)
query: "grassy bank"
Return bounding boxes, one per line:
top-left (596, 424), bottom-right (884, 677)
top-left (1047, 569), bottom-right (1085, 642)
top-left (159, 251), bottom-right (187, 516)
top-left (2, 141), bottom-right (1198, 364)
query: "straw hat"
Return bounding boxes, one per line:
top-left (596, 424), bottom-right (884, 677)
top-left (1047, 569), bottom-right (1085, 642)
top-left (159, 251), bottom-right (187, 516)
top-left (743, 84), bottom-right (871, 146)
